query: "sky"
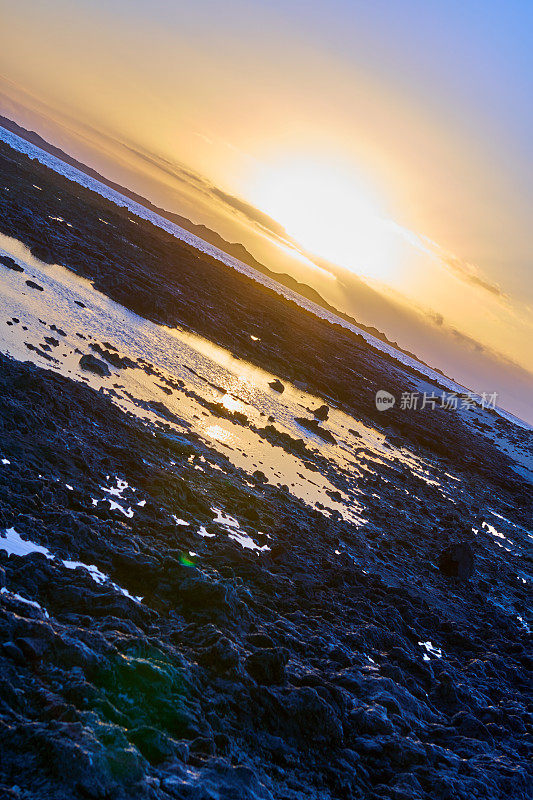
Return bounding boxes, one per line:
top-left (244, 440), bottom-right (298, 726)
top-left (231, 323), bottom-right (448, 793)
top-left (1, 0), bottom-right (532, 419)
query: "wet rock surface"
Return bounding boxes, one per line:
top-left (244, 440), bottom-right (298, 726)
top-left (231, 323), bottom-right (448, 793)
top-left (294, 417), bottom-right (337, 445)
top-left (0, 139), bottom-right (531, 800)
top-left (1, 138), bottom-right (530, 501)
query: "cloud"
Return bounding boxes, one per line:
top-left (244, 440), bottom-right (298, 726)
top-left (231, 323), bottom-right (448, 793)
top-left (425, 308), bottom-right (486, 351)
top-left (442, 254), bottom-right (506, 298)
top-left (119, 141), bottom-right (294, 244)
top-left (425, 309), bottom-right (529, 365)
top-left (375, 221), bottom-right (508, 301)
top-left (449, 328), bottom-right (485, 352)
top-left (209, 187), bottom-right (289, 241)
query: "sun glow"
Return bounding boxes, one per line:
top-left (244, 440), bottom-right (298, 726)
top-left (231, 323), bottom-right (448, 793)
top-left (251, 157), bottom-right (403, 283)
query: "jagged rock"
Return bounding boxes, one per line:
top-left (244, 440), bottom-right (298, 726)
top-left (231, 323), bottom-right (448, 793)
top-left (89, 343), bottom-right (137, 369)
top-left (268, 379), bottom-right (284, 393)
top-left (0, 143), bottom-right (531, 800)
top-left (294, 416), bottom-right (336, 444)
top-left (128, 726), bottom-right (182, 765)
top-left (200, 635), bottom-right (241, 674)
top-left (284, 687), bottom-right (343, 745)
top-left (245, 648), bottom-right (288, 685)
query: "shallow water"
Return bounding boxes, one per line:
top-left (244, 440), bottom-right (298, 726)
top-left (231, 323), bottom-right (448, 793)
top-left (0, 526), bottom-right (141, 601)
top-left (0, 231), bottom-right (531, 535)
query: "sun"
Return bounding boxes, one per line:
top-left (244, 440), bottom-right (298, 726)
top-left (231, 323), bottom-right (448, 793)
top-left (250, 156), bottom-right (402, 284)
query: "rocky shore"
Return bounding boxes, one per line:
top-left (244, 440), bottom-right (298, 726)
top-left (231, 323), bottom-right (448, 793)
top-left (0, 138), bottom-right (531, 799)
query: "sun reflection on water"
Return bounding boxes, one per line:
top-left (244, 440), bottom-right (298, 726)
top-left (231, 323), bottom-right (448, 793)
top-left (220, 393), bottom-right (246, 413)
top-left (205, 424), bottom-right (234, 444)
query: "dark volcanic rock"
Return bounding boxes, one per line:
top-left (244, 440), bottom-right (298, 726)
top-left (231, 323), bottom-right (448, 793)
top-left (79, 353), bottom-right (111, 377)
top-left (0, 254), bottom-right (24, 272)
top-left (439, 542), bottom-right (475, 580)
top-left (245, 648), bottom-right (289, 685)
top-left (25, 279), bottom-right (44, 291)
top-left (0, 139), bottom-right (532, 800)
top-left (89, 342), bottom-right (137, 369)
top-left (312, 403), bottom-right (329, 421)
top-left (30, 242), bottom-right (54, 262)
top-left (294, 416), bottom-right (336, 444)
top-left (268, 379), bottom-right (285, 393)
top-left (128, 726), bottom-right (181, 765)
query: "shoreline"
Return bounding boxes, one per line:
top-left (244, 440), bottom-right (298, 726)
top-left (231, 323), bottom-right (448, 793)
top-left (1, 123), bottom-right (526, 429)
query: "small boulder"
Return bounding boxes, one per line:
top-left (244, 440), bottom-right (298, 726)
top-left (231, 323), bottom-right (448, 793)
top-left (252, 469), bottom-right (268, 484)
top-left (200, 636), bottom-right (240, 674)
top-left (0, 255), bottom-right (24, 272)
top-left (25, 280), bottom-right (44, 292)
top-left (268, 379), bottom-right (285, 393)
top-left (313, 404), bottom-right (329, 421)
top-left (79, 354), bottom-right (111, 377)
top-left (438, 542), bottom-right (474, 580)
